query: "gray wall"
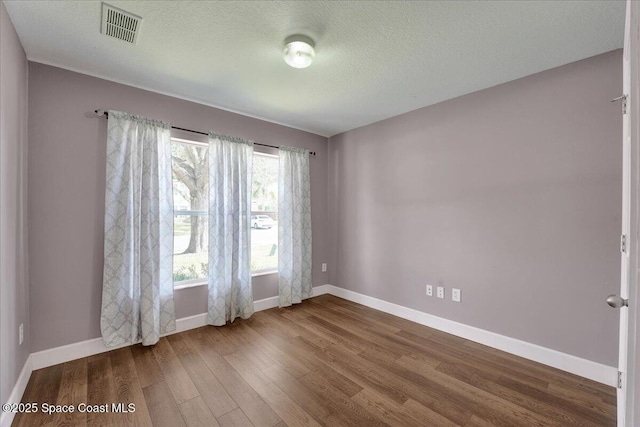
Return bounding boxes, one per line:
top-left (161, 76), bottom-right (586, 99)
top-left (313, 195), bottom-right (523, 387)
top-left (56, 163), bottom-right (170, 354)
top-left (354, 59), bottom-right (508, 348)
top-left (0, 2), bottom-right (29, 404)
top-left (328, 50), bottom-right (622, 366)
top-left (27, 63), bottom-right (329, 352)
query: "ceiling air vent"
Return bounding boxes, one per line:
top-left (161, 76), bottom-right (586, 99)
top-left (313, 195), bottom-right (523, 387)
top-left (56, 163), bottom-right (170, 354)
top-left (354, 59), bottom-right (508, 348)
top-left (101, 3), bottom-right (142, 44)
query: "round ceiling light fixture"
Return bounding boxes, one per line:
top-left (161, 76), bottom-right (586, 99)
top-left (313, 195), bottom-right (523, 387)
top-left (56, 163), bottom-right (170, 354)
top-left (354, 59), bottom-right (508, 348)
top-left (282, 35), bottom-right (315, 69)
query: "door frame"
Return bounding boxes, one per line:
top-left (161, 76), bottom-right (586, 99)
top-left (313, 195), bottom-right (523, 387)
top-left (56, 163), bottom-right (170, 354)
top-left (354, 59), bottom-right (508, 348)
top-left (621, 1), bottom-right (639, 426)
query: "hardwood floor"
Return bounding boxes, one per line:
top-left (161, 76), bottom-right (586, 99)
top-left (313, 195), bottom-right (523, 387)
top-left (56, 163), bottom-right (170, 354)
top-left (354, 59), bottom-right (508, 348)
top-left (12, 294), bottom-right (616, 426)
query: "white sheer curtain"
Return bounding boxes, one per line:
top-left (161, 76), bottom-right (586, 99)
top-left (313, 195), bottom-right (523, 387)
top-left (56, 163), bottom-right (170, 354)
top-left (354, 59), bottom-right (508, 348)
top-left (207, 133), bottom-right (254, 325)
top-left (101, 111), bottom-right (175, 347)
top-left (278, 146), bottom-right (312, 307)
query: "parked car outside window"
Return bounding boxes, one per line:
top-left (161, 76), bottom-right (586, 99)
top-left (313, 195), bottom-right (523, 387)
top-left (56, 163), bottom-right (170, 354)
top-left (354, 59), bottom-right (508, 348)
top-left (251, 214), bottom-right (274, 229)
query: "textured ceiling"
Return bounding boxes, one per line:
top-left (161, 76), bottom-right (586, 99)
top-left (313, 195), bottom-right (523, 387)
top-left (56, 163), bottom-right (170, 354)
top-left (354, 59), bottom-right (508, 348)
top-left (4, 1), bottom-right (625, 137)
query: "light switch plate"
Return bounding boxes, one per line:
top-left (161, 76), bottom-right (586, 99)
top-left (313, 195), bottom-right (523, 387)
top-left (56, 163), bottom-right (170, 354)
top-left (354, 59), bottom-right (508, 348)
top-left (426, 284), bottom-right (433, 296)
top-left (321, 263), bottom-right (327, 272)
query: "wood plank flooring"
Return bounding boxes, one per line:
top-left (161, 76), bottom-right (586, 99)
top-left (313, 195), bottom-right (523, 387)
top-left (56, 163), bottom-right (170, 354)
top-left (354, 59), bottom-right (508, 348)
top-left (12, 294), bottom-right (616, 426)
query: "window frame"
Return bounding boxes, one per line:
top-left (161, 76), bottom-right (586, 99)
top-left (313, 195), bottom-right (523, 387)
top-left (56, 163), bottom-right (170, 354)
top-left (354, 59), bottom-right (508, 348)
top-left (171, 137), bottom-right (209, 288)
top-left (170, 137), bottom-right (279, 290)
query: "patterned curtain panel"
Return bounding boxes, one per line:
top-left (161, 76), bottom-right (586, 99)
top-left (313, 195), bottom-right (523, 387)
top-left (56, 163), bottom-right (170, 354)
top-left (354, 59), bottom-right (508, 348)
top-left (278, 146), bottom-right (312, 307)
top-left (207, 133), bottom-right (254, 325)
top-left (101, 111), bottom-right (176, 347)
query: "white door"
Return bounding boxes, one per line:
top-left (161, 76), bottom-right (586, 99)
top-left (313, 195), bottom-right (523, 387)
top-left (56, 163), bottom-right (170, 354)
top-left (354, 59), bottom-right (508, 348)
top-left (611, 1), bottom-right (632, 425)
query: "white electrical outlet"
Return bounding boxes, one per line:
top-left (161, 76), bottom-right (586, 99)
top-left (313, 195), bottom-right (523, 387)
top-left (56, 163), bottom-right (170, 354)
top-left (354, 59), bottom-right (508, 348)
top-left (437, 286), bottom-right (445, 299)
top-left (321, 263), bottom-right (327, 272)
top-left (452, 288), bottom-right (461, 303)
top-left (19, 324), bottom-right (23, 345)
top-left (426, 284), bottom-right (433, 296)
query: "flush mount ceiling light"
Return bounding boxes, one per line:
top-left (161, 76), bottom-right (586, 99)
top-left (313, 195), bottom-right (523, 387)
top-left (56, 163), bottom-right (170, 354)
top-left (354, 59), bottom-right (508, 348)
top-left (282, 35), bottom-right (315, 69)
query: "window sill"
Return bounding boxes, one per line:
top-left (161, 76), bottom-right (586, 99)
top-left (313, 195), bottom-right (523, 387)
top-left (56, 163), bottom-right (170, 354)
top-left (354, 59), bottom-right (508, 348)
top-left (174, 279), bottom-right (207, 290)
top-left (174, 270), bottom-right (278, 290)
top-left (252, 269), bottom-right (278, 277)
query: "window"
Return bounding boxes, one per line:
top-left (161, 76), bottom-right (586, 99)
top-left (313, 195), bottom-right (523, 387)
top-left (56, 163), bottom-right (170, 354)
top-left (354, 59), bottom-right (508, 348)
top-left (171, 139), bottom-right (279, 287)
top-left (251, 153), bottom-right (279, 273)
top-left (171, 138), bottom-right (209, 286)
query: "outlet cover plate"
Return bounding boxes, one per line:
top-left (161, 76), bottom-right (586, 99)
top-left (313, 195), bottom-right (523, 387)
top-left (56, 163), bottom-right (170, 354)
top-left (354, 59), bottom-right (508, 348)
top-left (426, 284), bottom-right (433, 296)
top-left (452, 288), bottom-right (461, 303)
top-left (437, 286), bottom-right (445, 299)
top-left (322, 263), bottom-right (327, 272)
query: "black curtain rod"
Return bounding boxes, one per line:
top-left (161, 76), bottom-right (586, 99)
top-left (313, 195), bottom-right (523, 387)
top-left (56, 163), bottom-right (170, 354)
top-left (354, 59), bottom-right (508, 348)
top-left (95, 110), bottom-right (316, 156)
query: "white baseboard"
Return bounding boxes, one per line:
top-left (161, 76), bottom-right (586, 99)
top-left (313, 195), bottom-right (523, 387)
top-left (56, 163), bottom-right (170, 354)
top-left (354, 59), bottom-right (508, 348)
top-left (24, 282), bottom-right (615, 393)
top-left (0, 355), bottom-right (33, 427)
top-left (174, 312), bottom-right (207, 333)
top-left (254, 296), bottom-right (280, 312)
top-left (312, 284), bottom-right (331, 297)
top-left (253, 284), bottom-right (330, 311)
top-left (326, 285), bottom-right (618, 387)
top-left (31, 285), bottom-right (332, 371)
top-left (31, 336), bottom-right (125, 370)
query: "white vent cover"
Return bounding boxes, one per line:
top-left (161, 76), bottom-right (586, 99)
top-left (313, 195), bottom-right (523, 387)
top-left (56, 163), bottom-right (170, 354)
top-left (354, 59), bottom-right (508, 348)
top-left (101, 3), bottom-right (141, 44)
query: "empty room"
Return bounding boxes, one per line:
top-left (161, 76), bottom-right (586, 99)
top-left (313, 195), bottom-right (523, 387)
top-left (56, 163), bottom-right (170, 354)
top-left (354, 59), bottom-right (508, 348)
top-left (2, 1), bottom-right (640, 426)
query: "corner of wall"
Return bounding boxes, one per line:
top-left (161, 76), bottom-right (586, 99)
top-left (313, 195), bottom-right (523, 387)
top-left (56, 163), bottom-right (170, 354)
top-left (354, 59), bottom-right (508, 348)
top-left (0, 0), bottom-right (31, 408)
top-left (326, 135), bottom-right (339, 286)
